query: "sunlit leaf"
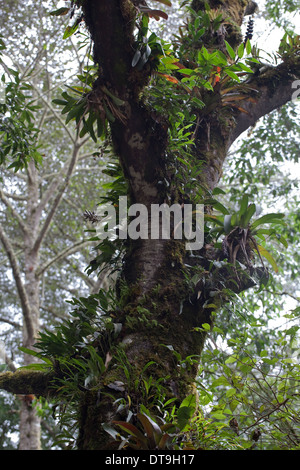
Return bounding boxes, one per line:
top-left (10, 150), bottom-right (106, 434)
top-left (255, 245), bottom-right (279, 272)
top-left (50, 7), bottom-right (70, 16)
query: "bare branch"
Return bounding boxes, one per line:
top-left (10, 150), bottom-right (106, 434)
top-left (0, 223), bottom-right (35, 341)
top-left (0, 187), bottom-right (29, 234)
top-left (0, 317), bottom-right (21, 329)
top-left (2, 191), bottom-right (27, 202)
top-left (33, 143), bottom-right (81, 252)
top-left (36, 239), bottom-right (93, 277)
top-left (31, 80), bottom-right (76, 144)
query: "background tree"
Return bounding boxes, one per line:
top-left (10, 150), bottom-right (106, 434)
top-left (0, 0), bottom-right (112, 449)
top-left (0, 0), bottom-right (299, 450)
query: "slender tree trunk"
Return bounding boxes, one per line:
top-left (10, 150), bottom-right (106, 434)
top-left (19, 160), bottom-right (41, 450)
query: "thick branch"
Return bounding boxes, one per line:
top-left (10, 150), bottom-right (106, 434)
top-left (0, 369), bottom-right (53, 397)
top-left (229, 59), bottom-right (300, 146)
top-left (82, 0), bottom-right (136, 96)
top-left (82, 0), bottom-right (168, 205)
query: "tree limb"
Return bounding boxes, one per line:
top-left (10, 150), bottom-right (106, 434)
top-left (0, 187), bottom-right (29, 235)
top-left (36, 239), bottom-right (93, 277)
top-left (33, 143), bottom-right (81, 253)
top-left (0, 223), bottom-right (35, 341)
top-left (0, 369), bottom-right (53, 397)
top-left (229, 59), bottom-right (300, 146)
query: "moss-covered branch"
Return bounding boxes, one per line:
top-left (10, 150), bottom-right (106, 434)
top-left (229, 58), bottom-right (300, 146)
top-left (0, 369), bottom-right (54, 397)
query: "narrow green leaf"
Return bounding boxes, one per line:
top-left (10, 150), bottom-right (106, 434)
top-left (103, 103), bottom-right (115, 123)
top-left (237, 42), bottom-right (244, 58)
top-left (52, 99), bottom-right (68, 106)
top-left (113, 421), bottom-right (147, 444)
top-left (50, 7), bottom-right (70, 16)
top-left (19, 346), bottom-right (41, 358)
top-left (225, 69), bottom-right (240, 82)
top-left (65, 101), bottom-right (85, 124)
top-left (63, 24), bottom-right (79, 40)
top-left (191, 97), bottom-right (205, 108)
top-left (251, 213), bottom-right (285, 230)
top-left (137, 413), bottom-right (161, 447)
top-left (239, 194), bottom-right (249, 217)
top-left (238, 63), bottom-right (254, 73)
top-left (201, 198), bottom-right (230, 215)
top-left (102, 86), bottom-right (125, 106)
top-left (97, 117), bottom-right (104, 138)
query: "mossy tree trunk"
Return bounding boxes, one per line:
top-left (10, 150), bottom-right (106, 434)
top-left (73, 0), bottom-right (299, 449)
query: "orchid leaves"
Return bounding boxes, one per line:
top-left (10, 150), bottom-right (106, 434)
top-left (205, 194), bottom-right (287, 274)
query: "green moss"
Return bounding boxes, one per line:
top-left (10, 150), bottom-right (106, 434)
top-left (0, 369), bottom-right (54, 397)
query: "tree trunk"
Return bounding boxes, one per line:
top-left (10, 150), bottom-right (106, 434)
top-left (74, 0), bottom-right (299, 449)
top-left (19, 160), bottom-right (41, 450)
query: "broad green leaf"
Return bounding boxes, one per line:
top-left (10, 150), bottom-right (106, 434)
top-left (237, 42), bottom-right (244, 58)
top-left (212, 376), bottom-right (230, 387)
top-left (225, 41), bottom-right (236, 60)
top-left (225, 355), bottom-right (237, 364)
top-left (225, 69), bottom-right (240, 82)
top-left (177, 395), bottom-right (196, 431)
top-left (224, 214), bottom-right (232, 233)
top-left (246, 39), bottom-right (252, 54)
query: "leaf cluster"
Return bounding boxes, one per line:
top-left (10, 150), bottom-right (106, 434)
top-left (0, 39), bottom-right (42, 171)
top-left (204, 193), bottom-right (287, 275)
top-left (196, 311), bottom-right (300, 450)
